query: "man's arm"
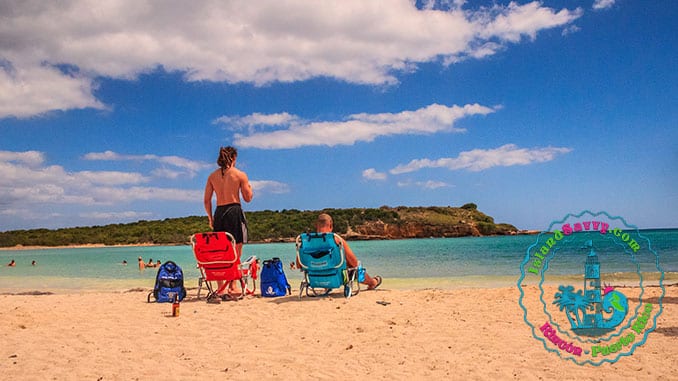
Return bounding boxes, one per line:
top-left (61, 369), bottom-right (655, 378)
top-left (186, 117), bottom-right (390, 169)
top-left (240, 172), bottom-right (253, 202)
top-left (203, 179), bottom-right (214, 229)
top-left (339, 236), bottom-right (360, 268)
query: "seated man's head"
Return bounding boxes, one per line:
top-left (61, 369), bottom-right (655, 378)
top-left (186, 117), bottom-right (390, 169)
top-left (316, 213), bottom-right (333, 232)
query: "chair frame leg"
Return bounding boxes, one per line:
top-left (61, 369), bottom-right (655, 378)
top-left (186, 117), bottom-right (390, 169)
top-left (197, 276), bottom-right (204, 300)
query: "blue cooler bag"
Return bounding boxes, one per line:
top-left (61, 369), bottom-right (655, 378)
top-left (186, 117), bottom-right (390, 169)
top-left (260, 257), bottom-right (291, 297)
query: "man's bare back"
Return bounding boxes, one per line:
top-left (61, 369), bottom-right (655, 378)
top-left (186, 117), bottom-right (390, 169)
top-left (205, 167), bottom-right (251, 206)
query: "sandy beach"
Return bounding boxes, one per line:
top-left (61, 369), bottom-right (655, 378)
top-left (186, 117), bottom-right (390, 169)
top-left (1, 283), bottom-right (676, 381)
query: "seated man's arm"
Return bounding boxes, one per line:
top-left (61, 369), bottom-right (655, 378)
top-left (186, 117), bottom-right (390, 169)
top-left (338, 236), bottom-right (360, 268)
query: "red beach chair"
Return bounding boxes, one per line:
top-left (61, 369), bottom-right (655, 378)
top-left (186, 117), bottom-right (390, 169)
top-left (240, 255), bottom-right (259, 295)
top-left (191, 232), bottom-right (257, 301)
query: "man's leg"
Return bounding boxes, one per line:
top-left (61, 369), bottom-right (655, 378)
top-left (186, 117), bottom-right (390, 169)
top-left (227, 242), bottom-right (244, 295)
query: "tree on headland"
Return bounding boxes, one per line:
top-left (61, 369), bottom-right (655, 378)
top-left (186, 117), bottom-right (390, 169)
top-left (461, 203), bottom-right (477, 210)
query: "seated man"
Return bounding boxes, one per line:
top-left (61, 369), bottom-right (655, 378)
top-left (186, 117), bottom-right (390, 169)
top-left (301, 213), bottom-right (382, 290)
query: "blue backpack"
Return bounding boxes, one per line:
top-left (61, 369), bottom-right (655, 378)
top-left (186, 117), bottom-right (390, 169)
top-left (147, 261), bottom-right (187, 303)
top-left (260, 257), bottom-right (291, 297)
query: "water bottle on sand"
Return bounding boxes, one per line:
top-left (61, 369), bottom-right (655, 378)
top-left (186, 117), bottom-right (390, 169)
top-left (172, 294), bottom-right (180, 317)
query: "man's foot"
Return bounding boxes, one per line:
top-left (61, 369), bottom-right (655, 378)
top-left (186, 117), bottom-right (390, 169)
top-left (368, 275), bottom-right (382, 290)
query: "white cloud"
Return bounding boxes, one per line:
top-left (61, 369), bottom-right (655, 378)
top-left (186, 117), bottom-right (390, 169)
top-left (0, 150), bottom-right (284, 205)
top-left (0, 1), bottom-right (582, 118)
top-left (397, 180), bottom-right (451, 189)
top-left (0, 150), bottom-right (200, 208)
top-left (0, 150), bottom-right (45, 166)
top-left (87, 186), bottom-right (201, 203)
top-left (75, 171), bottom-right (147, 186)
top-left (83, 150), bottom-right (211, 177)
top-left (478, 2), bottom-right (583, 42)
top-left (422, 180), bottom-right (450, 189)
top-left (1, 184), bottom-right (95, 205)
top-left (79, 211), bottom-right (154, 220)
top-left (0, 64), bottom-right (106, 118)
top-left (214, 112), bottom-right (301, 132)
top-left (250, 180), bottom-right (290, 194)
top-left (150, 168), bottom-right (184, 180)
top-left (363, 168), bottom-right (388, 181)
top-left (562, 25), bottom-right (581, 36)
top-left (156, 156), bottom-right (209, 173)
top-left (592, 0), bottom-right (615, 11)
top-left (0, 149), bottom-right (288, 229)
top-left (390, 144), bottom-right (572, 174)
top-left (0, 207), bottom-right (62, 222)
top-left (228, 103), bottom-right (495, 149)
top-left (82, 151), bottom-right (120, 160)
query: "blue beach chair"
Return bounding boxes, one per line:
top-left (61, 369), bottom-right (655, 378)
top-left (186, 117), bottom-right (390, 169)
top-left (296, 232), bottom-right (360, 298)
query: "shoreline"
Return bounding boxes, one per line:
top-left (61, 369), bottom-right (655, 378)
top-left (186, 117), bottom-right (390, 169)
top-left (0, 243), bottom-right (165, 251)
top-left (0, 242), bottom-right (174, 251)
top-left (1, 274), bottom-right (676, 296)
top-left (0, 230), bottom-right (547, 251)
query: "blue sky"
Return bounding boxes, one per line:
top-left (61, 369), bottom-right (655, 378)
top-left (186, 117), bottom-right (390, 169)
top-left (0, 0), bottom-right (676, 231)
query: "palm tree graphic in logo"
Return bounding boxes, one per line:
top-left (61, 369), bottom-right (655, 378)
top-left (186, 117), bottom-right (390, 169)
top-left (552, 241), bottom-right (628, 337)
top-left (553, 285), bottom-right (592, 329)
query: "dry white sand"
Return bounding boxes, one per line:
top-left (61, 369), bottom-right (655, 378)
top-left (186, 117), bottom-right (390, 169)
top-left (1, 284), bottom-right (675, 380)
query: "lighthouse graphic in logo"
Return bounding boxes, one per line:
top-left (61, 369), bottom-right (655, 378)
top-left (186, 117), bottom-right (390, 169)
top-left (553, 240), bottom-right (628, 336)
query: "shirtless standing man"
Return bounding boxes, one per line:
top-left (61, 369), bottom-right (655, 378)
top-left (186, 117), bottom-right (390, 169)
top-left (203, 146), bottom-right (253, 258)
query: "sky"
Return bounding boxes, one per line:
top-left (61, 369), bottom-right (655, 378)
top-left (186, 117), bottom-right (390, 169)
top-left (0, 0), bottom-right (676, 232)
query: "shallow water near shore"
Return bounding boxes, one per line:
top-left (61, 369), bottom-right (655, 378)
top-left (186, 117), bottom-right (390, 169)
top-left (1, 230), bottom-right (677, 293)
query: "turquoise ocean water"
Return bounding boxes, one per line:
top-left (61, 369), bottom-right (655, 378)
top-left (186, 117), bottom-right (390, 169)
top-left (1, 230), bottom-right (676, 293)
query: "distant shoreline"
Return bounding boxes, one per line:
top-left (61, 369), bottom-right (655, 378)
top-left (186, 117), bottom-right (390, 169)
top-left (0, 232), bottom-right (542, 251)
top-left (0, 243), bottom-right (172, 251)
